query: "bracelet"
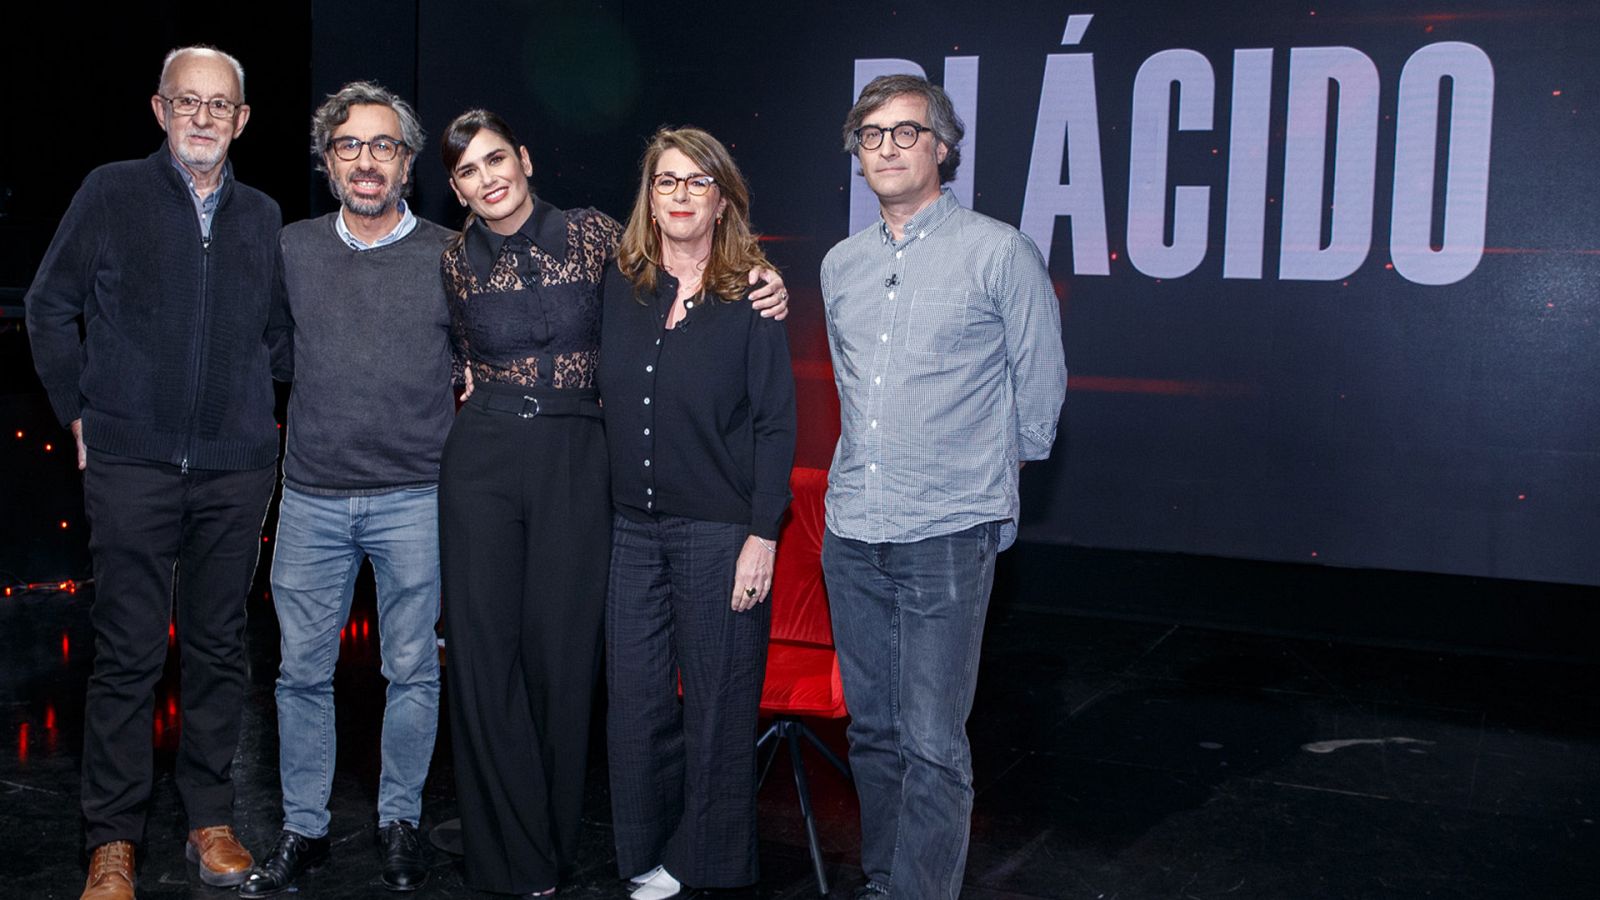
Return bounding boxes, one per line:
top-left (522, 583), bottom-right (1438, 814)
top-left (756, 538), bottom-right (777, 555)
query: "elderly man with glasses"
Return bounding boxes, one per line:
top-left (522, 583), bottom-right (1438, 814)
top-left (25, 45), bottom-right (287, 900)
top-left (236, 80), bottom-right (459, 898)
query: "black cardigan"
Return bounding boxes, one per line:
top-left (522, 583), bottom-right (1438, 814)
top-left (25, 148), bottom-right (287, 470)
top-left (598, 263), bottom-right (796, 539)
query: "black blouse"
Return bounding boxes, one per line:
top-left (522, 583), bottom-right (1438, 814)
top-left (598, 264), bottom-right (797, 539)
top-left (442, 196), bottom-right (623, 389)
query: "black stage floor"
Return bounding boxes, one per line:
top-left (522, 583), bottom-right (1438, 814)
top-left (2, 560), bottom-right (1597, 899)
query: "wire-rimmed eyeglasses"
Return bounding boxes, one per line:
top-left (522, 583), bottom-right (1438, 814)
top-left (162, 95), bottom-right (242, 120)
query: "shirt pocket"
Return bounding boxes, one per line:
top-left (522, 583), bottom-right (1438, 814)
top-left (904, 289), bottom-right (973, 354)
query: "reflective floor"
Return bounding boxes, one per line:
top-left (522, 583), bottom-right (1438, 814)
top-left (2, 561), bottom-right (1597, 899)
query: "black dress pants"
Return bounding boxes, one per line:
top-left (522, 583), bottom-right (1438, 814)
top-left (79, 450), bottom-right (275, 849)
top-left (439, 386), bottom-right (609, 894)
top-left (605, 513), bottom-right (770, 888)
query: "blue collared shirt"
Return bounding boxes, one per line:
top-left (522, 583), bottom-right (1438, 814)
top-left (169, 154), bottom-right (228, 241)
top-left (334, 199), bottom-right (418, 251)
top-left (820, 189), bottom-right (1067, 550)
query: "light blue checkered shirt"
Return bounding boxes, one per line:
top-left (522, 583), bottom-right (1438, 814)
top-left (820, 189), bottom-right (1067, 551)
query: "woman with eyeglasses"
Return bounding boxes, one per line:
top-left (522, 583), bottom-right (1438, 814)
top-left (434, 111), bottom-right (788, 899)
top-left (598, 126), bottom-right (796, 900)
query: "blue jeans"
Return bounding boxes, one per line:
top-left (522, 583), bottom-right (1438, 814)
top-left (822, 522), bottom-right (1000, 900)
top-left (269, 485), bottom-right (442, 837)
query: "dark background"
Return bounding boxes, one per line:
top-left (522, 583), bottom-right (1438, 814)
top-left (3, 1), bottom-right (1597, 594)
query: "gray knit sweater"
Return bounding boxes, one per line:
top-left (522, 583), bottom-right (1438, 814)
top-left (278, 213), bottom-right (457, 495)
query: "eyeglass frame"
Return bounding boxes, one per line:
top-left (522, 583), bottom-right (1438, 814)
top-left (160, 94), bottom-right (244, 120)
top-left (853, 121), bottom-right (933, 151)
top-left (651, 172), bottom-right (717, 196)
top-left (326, 136), bottom-right (408, 163)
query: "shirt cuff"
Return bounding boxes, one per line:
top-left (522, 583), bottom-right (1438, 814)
top-left (1018, 421), bottom-right (1057, 461)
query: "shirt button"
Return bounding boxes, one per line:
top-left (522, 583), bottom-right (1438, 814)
top-left (647, 501), bottom-right (653, 509)
top-left (874, 376), bottom-right (882, 385)
top-left (655, 338), bottom-right (661, 346)
top-left (879, 333), bottom-right (888, 343)
top-left (647, 488), bottom-right (653, 496)
top-left (643, 397), bottom-right (651, 405)
top-left (646, 364), bottom-right (653, 373)
top-left (869, 463), bottom-right (877, 472)
top-left (870, 420), bottom-right (877, 429)
top-left (887, 291), bottom-right (895, 300)
top-left (644, 459), bottom-right (651, 467)
top-left (896, 250), bottom-right (903, 259)
top-left (643, 427), bottom-right (650, 436)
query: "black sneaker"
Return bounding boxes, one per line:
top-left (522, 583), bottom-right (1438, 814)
top-left (238, 830), bottom-right (330, 898)
top-left (377, 820), bottom-right (430, 891)
top-left (851, 881), bottom-right (891, 899)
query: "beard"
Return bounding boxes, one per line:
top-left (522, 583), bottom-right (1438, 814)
top-left (333, 167), bottom-right (407, 218)
top-left (172, 126), bottom-right (227, 172)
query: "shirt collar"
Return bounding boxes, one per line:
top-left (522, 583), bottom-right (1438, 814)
top-left (335, 199), bottom-right (416, 251)
top-left (877, 187), bottom-right (960, 245)
top-left (168, 151), bottom-right (231, 207)
top-left (464, 194), bottom-right (570, 283)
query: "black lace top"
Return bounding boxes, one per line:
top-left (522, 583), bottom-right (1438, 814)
top-left (442, 196), bottom-right (624, 390)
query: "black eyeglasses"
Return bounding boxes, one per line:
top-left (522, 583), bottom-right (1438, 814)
top-left (652, 173), bottom-right (716, 196)
top-left (854, 122), bottom-right (932, 151)
top-left (162, 95), bottom-right (242, 120)
top-left (327, 136), bottom-right (407, 163)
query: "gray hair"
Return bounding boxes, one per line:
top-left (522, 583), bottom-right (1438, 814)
top-left (841, 73), bottom-right (965, 184)
top-left (159, 45), bottom-right (247, 101)
top-left (310, 81), bottom-right (425, 183)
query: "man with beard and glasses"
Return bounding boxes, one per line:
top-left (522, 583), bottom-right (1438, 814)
top-left (237, 81), bottom-right (456, 898)
top-left (25, 46), bottom-right (285, 900)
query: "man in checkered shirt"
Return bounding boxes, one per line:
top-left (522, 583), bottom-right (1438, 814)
top-left (820, 73), bottom-right (1067, 900)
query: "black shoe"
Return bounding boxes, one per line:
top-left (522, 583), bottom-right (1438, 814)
top-left (377, 821), bottom-right (430, 891)
top-left (851, 882), bottom-right (890, 899)
top-left (238, 830), bottom-right (330, 898)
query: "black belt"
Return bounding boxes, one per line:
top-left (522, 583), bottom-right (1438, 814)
top-left (473, 386), bottom-right (601, 419)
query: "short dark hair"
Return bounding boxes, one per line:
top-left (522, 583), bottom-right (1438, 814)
top-left (841, 74), bottom-right (965, 184)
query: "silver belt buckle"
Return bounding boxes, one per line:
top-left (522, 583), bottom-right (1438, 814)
top-left (519, 396), bottom-right (541, 418)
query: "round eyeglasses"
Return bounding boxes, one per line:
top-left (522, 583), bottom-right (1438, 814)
top-left (162, 95), bottom-right (242, 120)
top-left (327, 137), bottom-right (406, 163)
top-left (854, 123), bottom-right (932, 151)
top-left (652, 173), bottom-right (716, 196)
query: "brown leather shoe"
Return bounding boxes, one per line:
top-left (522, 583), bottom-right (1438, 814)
top-left (81, 840), bottom-right (135, 900)
top-left (186, 825), bottom-right (254, 887)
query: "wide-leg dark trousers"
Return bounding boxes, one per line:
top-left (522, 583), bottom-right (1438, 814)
top-left (606, 513), bottom-right (770, 888)
top-left (439, 387), bottom-right (609, 894)
top-left (79, 450), bottom-right (275, 850)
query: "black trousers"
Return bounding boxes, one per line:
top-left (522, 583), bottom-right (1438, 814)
top-left (606, 514), bottom-right (770, 888)
top-left (439, 386), bottom-right (609, 894)
top-left (79, 450), bottom-right (275, 849)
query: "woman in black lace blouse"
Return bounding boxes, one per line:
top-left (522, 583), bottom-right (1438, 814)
top-left (434, 110), bottom-right (787, 899)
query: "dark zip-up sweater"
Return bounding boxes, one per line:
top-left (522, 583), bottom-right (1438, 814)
top-left (25, 148), bottom-right (288, 471)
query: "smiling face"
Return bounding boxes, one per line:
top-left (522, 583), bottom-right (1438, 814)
top-left (151, 51), bottom-right (250, 176)
top-left (448, 130), bottom-right (534, 235)
top-left (857, 93), bottom-right (947, 211)
top-left (325, 103), bottom-right (411, 218)
top-left (648, 147), bottom-right (726, 252)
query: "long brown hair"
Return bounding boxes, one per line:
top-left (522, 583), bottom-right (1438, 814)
top-left (439, 108), bottom-right (525, 250)
top-left (617, 126), bottom-right (773, 301)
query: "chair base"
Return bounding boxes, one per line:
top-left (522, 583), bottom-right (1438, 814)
top-left (757, 717), bottom-right (852, 896)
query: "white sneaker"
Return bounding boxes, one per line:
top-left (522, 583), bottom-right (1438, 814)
top-left (629, 864), bottom-right (665, 886)
top-left (629, 867), bottom-right (682, 900)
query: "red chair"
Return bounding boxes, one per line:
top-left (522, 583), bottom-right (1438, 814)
top-left (758, 466), bottom-right (851, 895)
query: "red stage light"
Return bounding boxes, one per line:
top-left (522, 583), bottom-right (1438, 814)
top-left (44, 443), bottom-right (53, 452)
top-left (61, 633), bottom-right (70, 661)
top-left (45, 706), bottom-right (56, 731)
top-left (13, 430), bottom-right (22, 439)
top-left (59, 521), bottom-right (69, 530)
top-left (18, 723), bottom-right (28, 762)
